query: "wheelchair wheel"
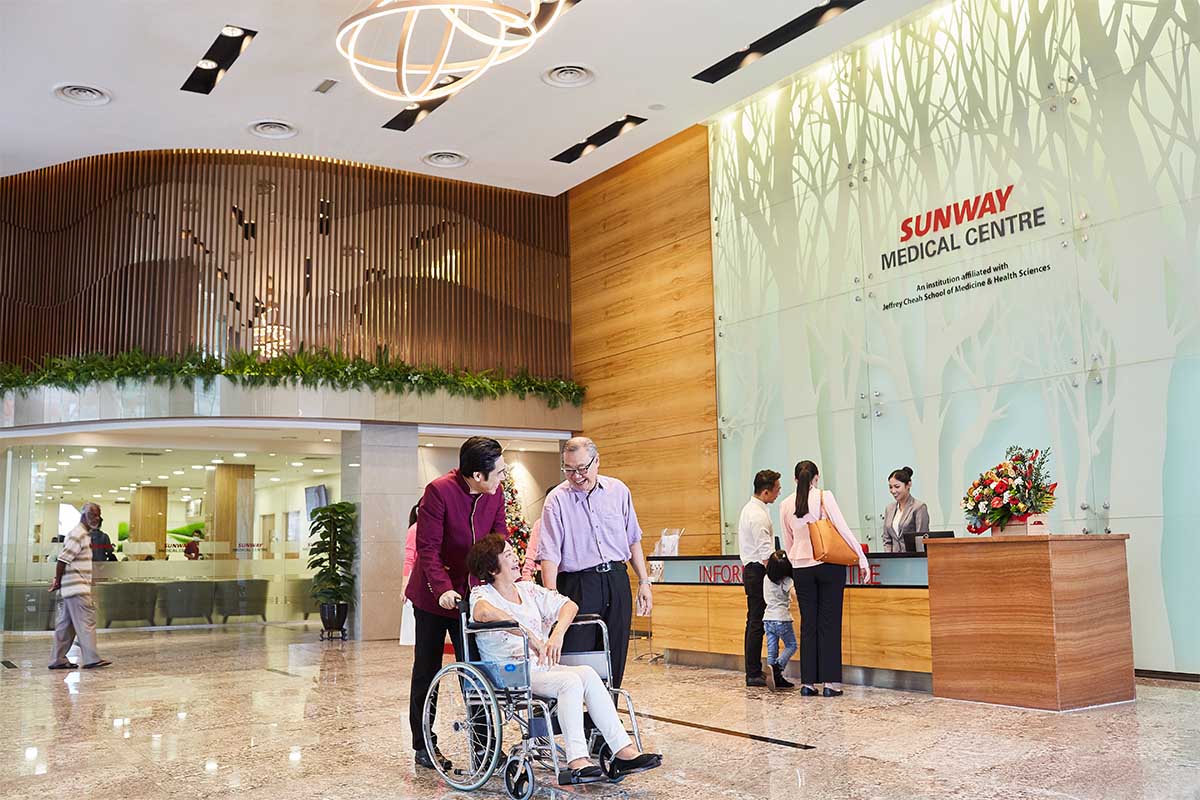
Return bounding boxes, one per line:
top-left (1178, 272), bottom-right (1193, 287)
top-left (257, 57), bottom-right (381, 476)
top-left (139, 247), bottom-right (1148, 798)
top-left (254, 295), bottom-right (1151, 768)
top-left (422, 662), bottom-right (504, 791)
top-left (503, 755), bottom-right (536, 800)
top-left (595, 742), bottom-right (625, 783)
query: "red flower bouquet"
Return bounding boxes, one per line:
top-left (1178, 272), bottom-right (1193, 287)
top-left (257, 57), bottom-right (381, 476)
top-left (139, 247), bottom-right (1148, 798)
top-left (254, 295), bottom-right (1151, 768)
top-left (962, 446), bottom-right (1057, 534)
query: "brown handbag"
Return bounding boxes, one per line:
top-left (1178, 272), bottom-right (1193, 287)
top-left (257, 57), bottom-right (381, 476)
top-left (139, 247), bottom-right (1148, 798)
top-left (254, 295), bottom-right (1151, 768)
top-left (808, 491), bottom-right (861, 566)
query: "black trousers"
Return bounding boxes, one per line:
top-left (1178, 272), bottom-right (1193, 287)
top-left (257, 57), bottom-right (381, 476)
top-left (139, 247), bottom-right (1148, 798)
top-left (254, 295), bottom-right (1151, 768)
top-left (558, 562), bottom-right (632, 688)
top-left (409, 605), bottom-right (466, 750)
top-left (793, 563), bottom-right (846, 685)
top-left (742, 561), bottom-right (767, 678)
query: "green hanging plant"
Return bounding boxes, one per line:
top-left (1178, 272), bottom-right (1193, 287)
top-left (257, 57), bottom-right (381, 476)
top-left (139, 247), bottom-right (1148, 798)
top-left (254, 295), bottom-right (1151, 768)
top-left (307, 501), bottom-right (357, 606)
top-left (0, 348), bottom-right (585, 408)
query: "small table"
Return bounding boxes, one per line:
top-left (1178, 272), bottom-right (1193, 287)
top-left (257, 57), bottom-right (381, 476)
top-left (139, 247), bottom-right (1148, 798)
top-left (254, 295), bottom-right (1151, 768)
top-left (925, 534), bottom-right (1135, 711)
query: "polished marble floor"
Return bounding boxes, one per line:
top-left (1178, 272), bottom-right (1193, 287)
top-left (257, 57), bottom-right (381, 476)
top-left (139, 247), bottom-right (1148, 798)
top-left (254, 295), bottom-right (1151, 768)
top-left (1, 623), bottom-right (1197, 800)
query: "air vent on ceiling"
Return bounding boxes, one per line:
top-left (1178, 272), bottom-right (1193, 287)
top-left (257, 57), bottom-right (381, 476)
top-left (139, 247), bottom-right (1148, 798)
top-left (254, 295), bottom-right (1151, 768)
top-left (542, 65), bottom-right (595, 88)
top-left (692, 0), bottom-right (864, 84)
top-left (52, 84), bottom-right (113, 107)
top-left (249, 120), bottom-right (298, 140)
top-left (552, 115), bottom-right (646, 164)
top-left (181, 24), bottom-right (258, 95)
top-left (125, 451), bottom-right (163, 457)
top-left (422, 150), bottom-right (469, 169)
top-left (314, 78), bottom-right (339, 94)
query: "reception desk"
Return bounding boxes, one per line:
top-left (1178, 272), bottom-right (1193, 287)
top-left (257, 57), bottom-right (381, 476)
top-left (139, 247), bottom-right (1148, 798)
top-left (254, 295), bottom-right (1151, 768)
top-left (925, 534), bottom-right (1135, 711)
top-left (648, 553), bottom-right (935, 689)
top-left (648, 534), bottom-right (1135, 708)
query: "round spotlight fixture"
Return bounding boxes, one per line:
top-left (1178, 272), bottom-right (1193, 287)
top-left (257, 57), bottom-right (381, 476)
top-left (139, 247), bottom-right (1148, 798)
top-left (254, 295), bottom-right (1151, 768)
top-left (541, 64), bottom-right (595, 89)
top-left (422, 150), bottom-right (469, 169)
top-left (52, 83), bottom-right (113, 107)
top-left (221, 25), bottom-right (245, 37)
top-left (197, 59), bottom-right (219, 70)
top-left (248, 119), bottom-right (298, 140)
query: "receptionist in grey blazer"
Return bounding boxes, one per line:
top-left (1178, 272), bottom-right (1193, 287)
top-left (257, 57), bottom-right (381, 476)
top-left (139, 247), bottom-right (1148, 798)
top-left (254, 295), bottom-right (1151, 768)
top-left (882, 466), bottom-right (930, 552)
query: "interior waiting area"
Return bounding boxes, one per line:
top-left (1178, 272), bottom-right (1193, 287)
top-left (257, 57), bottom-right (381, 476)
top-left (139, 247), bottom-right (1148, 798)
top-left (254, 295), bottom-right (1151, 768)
top-left (2, 1), bottom-right (1198, 798)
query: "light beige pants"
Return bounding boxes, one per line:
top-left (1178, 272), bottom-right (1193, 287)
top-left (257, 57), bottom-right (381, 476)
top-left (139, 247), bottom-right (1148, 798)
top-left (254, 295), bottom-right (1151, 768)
top-left (50, 594), bottom-right (101, 666)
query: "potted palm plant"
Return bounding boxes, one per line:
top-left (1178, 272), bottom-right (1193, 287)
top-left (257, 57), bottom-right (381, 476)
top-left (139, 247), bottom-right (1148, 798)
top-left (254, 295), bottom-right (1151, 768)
top-left (307, 501), bottom-right (357, 641)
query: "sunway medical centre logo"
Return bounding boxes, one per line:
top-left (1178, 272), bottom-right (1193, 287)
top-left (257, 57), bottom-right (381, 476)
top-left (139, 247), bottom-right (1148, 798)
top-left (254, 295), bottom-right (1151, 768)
top-left (880, 184), bottom-right (1047, 271)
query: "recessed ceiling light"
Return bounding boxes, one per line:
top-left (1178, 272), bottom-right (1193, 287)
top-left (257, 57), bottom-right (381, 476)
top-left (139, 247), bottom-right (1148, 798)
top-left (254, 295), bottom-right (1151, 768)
top-left (322, 438), bottom-right (332, 443)
top-left (45, 467), bottom-right (58, 472)
top-left (313, 468), bottom-right (325, 474)
top-left (290, 462), bottom-right (304, 467)
top-left (249, 119), bottom-right (298, 140)
top-left (69, 478), bottom-right (80, 483)
top-left (117, 496), bottom-right (127, 502)
top-left (268, 452), bottom-right (277, 457)
top-left (424, 443), bottom-right (433, 447)
top-left (57, 461), bottom-right (70, 466)
top-left (69, 454), bottom-right (83, 460)
top-left (63, 490), bottom-right (73, 495)
top-left (158, 475), bottom-right (170, 480)
top-left (93, 494), bottom-right (102, 499)
top-left (205, 466), bottom-right (216, 471)
top-left (197, 59), bottom-right (219, 71)
top-left (542, 65), bottom-right (595, 88)
top-left (233, 452), bottom-right (247, 458)
top-left (221, 25), bottom-right (245, 37)
top-left (83, 447), bottom-right (98, 454)
top-left (270, 477), bottom-right (280, 482)
top-left (173, 470), bottom-right (185, 475)
top-left (140, 480), bottom-right (151, 485)
top-left (51, 484), bottom-right (64, 489)
top-left (164, 449), bottom-right (173, 453)
top-left (181, 496), bottom-right (192, 502)
top-left (211, 458), bottom-right (224, 464)
top-left (191, 465), bottom-right (204, 470)
top-left (422, 150), bottom-right (469, 169)
top-left (52, 83), bottom-right (112, 107)
top-left (108, 489), bottom-right (118, 494)
top-left (348, 463), bottom-right (360, 468)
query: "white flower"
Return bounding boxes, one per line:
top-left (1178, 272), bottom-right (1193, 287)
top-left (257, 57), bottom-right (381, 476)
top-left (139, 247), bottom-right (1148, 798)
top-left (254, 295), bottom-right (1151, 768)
top-left (1014, 477), bottom-right (1024, 485)
top-left (978, 502), bottom-right (987, 512)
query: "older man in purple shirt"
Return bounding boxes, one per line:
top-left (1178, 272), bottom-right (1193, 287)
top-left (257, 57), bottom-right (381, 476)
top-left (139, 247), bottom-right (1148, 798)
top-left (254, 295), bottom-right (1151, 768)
top-left (539, 437), bottom-right (653, 688)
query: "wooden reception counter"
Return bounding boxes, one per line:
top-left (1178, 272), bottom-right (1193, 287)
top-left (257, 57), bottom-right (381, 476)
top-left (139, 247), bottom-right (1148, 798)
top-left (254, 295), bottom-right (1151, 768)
top-left (648, 534), bottom-right (1135, 709)
top-left (925, 534), bottom-right (1135, 711)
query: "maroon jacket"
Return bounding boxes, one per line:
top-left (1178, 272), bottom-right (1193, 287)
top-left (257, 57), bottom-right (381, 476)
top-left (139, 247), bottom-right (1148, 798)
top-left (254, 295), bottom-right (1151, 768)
top-left (405, 469), bottom-right (507, 618)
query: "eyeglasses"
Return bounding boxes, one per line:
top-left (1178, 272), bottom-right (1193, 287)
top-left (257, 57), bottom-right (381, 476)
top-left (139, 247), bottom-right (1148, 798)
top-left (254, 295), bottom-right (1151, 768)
top-left (561, 455), bottom-right (596, 477)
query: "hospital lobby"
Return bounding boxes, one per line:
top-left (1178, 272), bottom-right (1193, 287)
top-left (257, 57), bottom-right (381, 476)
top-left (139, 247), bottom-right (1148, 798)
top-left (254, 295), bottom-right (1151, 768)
top-left (1, 2), bottom-right (1198, 799)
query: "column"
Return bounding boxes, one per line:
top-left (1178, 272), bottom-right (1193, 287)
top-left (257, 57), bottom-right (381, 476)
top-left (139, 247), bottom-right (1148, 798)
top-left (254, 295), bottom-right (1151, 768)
top-left (204, 464), bottom-right (255, 560)
top-left (341, 423), bottom-right (420, 641)
top-left (129, 486), bottom-right (167, 558)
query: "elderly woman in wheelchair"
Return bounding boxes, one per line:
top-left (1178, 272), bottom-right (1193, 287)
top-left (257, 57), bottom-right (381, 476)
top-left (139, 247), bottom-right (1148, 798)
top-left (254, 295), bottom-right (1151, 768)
top-left (420, 533), bottom-right (660, 797)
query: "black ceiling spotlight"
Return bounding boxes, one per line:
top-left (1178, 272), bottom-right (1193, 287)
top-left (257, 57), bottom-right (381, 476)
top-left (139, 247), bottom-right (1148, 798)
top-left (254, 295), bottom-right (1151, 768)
top-left (181, 24), bottom-right (258, 95)
top-left (551, 115), bottom-right (646, 164)
top-left (382, 76), bottom-right (461, 132)
top-left (692, 0), bottom-right (864, 84)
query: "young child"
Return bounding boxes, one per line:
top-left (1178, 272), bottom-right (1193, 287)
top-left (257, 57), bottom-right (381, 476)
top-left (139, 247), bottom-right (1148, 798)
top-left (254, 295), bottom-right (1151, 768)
top-left (763, 550), bottom-right (798, 689)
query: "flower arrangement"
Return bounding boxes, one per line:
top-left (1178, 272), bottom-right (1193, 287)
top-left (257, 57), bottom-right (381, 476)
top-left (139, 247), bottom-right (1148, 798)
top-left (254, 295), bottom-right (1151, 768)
top-left (962, 446), bottom-right (1058, 533)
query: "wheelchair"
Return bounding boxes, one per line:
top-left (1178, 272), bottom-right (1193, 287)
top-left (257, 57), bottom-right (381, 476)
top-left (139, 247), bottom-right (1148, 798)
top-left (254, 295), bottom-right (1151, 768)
top-left (420, 599), bottom-right (647, 800)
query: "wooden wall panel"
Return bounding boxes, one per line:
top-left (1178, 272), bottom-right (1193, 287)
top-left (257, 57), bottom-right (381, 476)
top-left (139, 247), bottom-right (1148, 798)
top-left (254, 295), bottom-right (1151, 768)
top-left (570, 126), bottom-right (720, 556)
top-left (650, 585), bottom-right (709, 652)
top-left (0, 150), bottom-right (570, 378)
top-left (128, 485), bottom-right (167, 558)
top-left (205, 464), bottom-right (256, 561)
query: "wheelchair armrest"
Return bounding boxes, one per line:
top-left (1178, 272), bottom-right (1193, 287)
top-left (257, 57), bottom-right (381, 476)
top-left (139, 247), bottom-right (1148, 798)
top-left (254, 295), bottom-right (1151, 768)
top-left (466, 619), bottom-right (521, 632)
top-left (573, 614), bottom-right (602, 623)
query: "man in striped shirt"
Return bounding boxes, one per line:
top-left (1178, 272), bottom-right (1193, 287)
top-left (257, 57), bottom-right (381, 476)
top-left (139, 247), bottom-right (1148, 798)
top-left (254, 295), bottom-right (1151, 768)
top-left (48, 503), bottom-right (111, 670)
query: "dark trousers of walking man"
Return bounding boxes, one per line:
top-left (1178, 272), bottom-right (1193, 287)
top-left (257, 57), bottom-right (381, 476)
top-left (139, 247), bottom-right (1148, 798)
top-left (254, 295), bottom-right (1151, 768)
top-left (558, 561), bottom-right (632, 688)
top-left (743, 561), bottom-right (767, 680)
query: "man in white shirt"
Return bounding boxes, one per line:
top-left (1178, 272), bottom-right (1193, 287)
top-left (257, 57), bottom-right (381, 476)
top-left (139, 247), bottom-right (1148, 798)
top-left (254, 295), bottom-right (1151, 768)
top-left (737, 470), bottom-right (781, 687)
top-left (48, 503), bottom-right (111, 670)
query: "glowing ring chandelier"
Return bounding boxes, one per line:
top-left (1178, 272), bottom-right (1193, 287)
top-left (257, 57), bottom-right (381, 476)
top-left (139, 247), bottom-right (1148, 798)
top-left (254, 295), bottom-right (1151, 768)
top-left (336, 0), bottom-right (568, 103)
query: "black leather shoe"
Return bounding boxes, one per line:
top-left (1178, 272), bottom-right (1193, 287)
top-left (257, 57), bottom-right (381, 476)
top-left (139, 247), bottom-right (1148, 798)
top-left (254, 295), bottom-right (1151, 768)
top-left (800, 685), bottom-right (819, 696)
top-left (772, 665), bottom-right (795, 689)
top-left (822, 686), bottom-right (844, 697)
top-left (745, 674), bottom-right (768, 687)
top-left (414, 748), bottom-right (450, 771)
top-left (612, 753), bottom-right (662, 778)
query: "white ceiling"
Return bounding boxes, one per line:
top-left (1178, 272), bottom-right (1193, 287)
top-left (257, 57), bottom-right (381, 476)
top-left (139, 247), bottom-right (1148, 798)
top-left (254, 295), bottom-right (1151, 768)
top-left (0, 0), bottom-right (931, 195)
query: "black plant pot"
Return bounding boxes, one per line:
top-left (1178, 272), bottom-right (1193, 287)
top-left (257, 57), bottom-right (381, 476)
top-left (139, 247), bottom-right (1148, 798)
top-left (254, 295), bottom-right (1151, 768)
top-left (318, 602), bottom-right (349, 641)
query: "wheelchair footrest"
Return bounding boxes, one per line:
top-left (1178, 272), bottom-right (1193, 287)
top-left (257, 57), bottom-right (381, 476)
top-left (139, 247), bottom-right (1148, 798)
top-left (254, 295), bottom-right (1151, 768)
top-left (557, 768), bottom-right (608, 786)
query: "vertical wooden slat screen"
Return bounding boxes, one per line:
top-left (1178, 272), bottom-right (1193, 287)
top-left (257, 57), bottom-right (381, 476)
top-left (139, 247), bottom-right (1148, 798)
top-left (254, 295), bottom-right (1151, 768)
top-left (0, 149), bottom-right (571, 378)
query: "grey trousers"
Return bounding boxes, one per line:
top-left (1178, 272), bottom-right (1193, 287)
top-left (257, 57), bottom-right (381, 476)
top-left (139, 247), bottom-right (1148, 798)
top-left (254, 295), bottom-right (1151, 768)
top-left (50, 593), bottom-right (101, 666)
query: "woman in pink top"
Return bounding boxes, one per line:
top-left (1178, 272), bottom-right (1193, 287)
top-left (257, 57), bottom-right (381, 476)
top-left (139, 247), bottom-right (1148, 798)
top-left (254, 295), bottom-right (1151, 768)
top-left (779, 460), bottom-right (869, 697)
top-left (402, 504), bottom-right (419, 598)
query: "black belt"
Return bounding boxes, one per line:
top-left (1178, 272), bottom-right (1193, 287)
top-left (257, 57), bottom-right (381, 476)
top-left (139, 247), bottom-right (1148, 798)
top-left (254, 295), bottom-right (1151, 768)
top-left (569, 560), bottom-right (625, 574)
